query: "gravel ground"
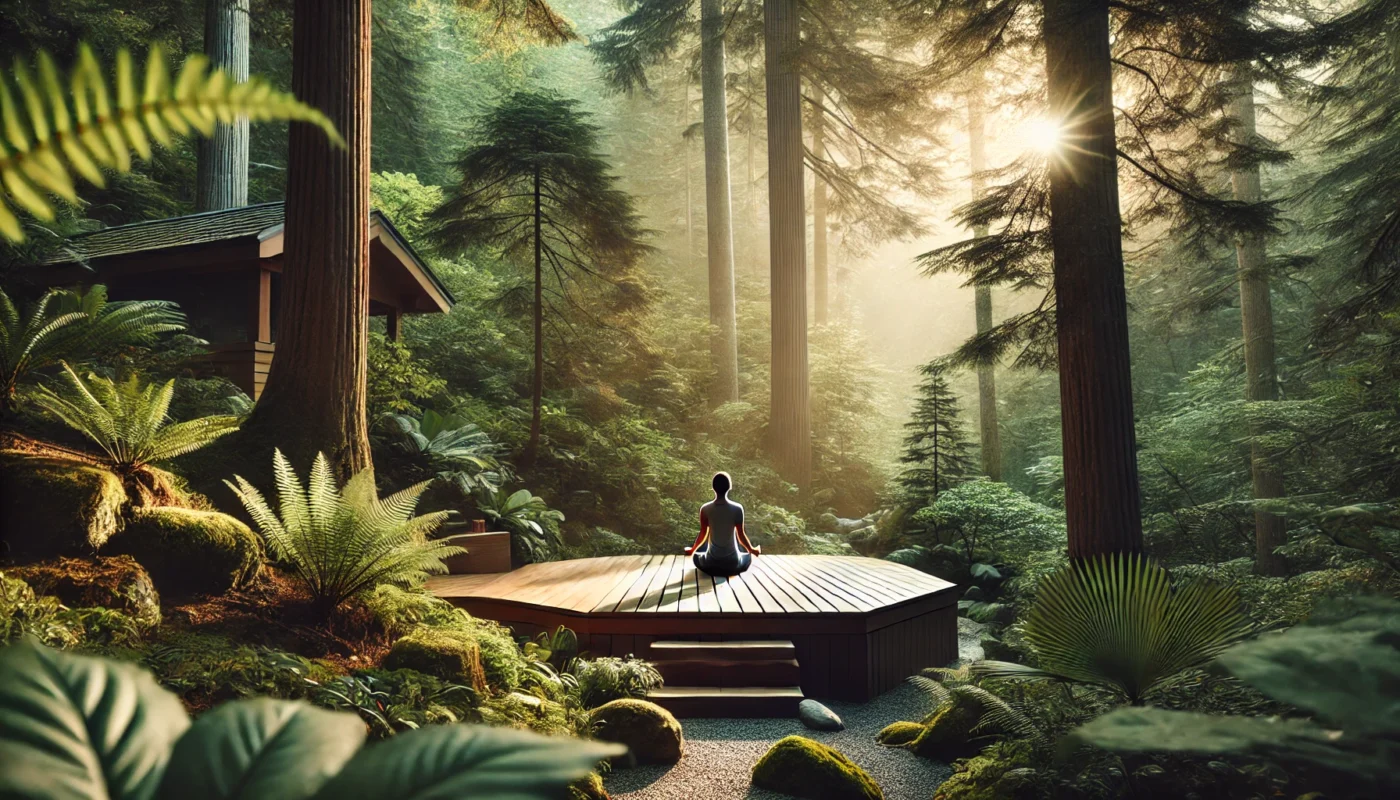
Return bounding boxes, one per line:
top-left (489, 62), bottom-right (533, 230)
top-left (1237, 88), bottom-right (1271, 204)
top-left (603, 620), bottom-right (988, 800)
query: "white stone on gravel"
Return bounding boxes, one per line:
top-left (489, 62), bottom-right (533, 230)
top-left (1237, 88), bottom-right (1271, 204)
top-left (798, 698), bottom-right (844, 731)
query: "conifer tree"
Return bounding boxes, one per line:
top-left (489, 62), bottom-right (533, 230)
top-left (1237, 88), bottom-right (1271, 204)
top-left (897, 362), bottom-right (974, 506)
top-left (431, 92), bottom-right (650, 468)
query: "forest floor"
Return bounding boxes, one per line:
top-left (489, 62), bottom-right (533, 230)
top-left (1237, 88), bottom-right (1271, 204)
top-left (602, 619), bottom-right (986, 799)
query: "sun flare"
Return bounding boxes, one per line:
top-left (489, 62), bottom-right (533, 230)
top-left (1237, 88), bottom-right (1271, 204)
top-left (1019, 117), bottom-right (1064, 155)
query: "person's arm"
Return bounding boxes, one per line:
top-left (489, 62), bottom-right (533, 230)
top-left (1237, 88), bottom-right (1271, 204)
top-left (736, 513), bottom-right (761, 555)
top-left (685, 507), bottom-right (710, 555)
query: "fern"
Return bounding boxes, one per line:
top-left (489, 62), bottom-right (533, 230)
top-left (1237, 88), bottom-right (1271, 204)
top-left (226, 450), bottom-right (464, 618)
top-left (32, 362), bottom-right (239, 471)
top-left (0, 43), bottom-right (343, 242)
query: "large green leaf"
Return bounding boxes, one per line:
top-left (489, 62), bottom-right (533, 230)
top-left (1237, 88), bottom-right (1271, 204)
top-left (156, 698), bottom-right (366, 800)
top-left (310, 724), bottom-right (623, 800)
top-left (0, 640), bottom-right (190, 800)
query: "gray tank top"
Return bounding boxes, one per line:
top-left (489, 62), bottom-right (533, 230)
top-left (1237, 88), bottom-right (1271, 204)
top-left (702, 498), bottom-right (744, 560)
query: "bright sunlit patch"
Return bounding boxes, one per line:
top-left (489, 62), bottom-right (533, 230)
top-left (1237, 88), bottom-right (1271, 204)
top-left (1018, 117), bottom-right (1064, 155)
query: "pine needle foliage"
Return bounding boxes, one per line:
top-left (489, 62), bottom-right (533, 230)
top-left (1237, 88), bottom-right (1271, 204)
top-left (896, 360), bottom-right (974, 505)
top-left (32, 363), bottom-right (239, 472)
top-left (226, 450), bottom-right (463, 617)
top-left (0, 43), bottom-right (342, 242)
top-left (973, 554), bottom-right (1255, 704)
top-left (0, 284), bottom-right (183, 413)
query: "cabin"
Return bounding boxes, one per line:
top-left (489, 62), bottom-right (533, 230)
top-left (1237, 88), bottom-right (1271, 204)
top-left (39, 202), bottom-right (454, 399)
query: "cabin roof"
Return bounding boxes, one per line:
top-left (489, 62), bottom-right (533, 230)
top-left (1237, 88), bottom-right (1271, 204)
top-left (43, 202), bottom-right (455, 310)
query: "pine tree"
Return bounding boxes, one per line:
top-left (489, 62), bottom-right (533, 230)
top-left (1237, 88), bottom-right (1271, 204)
top-left (431, 91), bottom-right (650, 468)
top-left (897, 362), bottom-right (974, 506)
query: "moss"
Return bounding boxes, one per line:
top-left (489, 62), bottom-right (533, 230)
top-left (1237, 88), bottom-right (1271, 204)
top-left (382, 626), bottom-right (489, 692)
top-left (589, 698), bottom-right (684, 766)
top-left (107, 507), bottom-right (262, 598)
top-left (8, 556), bottom-right (160, 631)
top-left (365, 585), bottom-right (527, 690)
top-left (909, 696), bottom-right (985, 760)
top-left (0, 456), bottom-right (126, 561)
top-left (751, 736), bottom-right (883, 800)
top-left (933, 742), bottom-right (1036, 800)
top-left (876, 720), bottom-right (926, 747)
top-left (566, 772), bottom-right (609, 800)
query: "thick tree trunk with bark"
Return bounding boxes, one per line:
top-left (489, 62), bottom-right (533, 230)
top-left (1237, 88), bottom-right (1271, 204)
top-left (967, 87), bottom-right (1001, 481)
top-left (1042, 0), bottom-right (1143, 558)
top-left (1230, 69), bottom-right (1287, 576)
top-left (764, 0), bottom-right (811, 489)
top-left (812, 100), bottom-right (829, 325)
top-left (240, 0), bottom-right (372, 480)
top-left (701, 0), bottom-right (740, 405)
top-left (195, 0), bottom-right (250, 211)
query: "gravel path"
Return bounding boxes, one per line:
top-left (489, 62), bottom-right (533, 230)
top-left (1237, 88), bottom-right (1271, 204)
top-left (603, 619), bottom-right (988, 800)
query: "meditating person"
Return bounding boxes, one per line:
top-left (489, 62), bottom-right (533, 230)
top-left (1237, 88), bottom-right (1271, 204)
top-left (685, 471), bottom-right (760, 576)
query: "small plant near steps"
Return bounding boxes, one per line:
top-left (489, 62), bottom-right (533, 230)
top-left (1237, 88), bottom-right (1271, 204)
top-left (645, 640), bottom-right (804, 718)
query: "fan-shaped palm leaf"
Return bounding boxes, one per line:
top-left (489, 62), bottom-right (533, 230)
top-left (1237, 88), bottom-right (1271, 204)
top-left (972, 554), bottom-right (1255, 703)
top-left (0, 44), bottom-right (342, 242)
top-left (32, 362), bottom-right (239, 471)
top-left (226, 450), bottom-right (464, 618)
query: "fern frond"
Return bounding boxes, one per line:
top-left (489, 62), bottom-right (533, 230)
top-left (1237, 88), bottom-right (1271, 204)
top-left (908, 674), bottom-right (953, 711)
top-left (0, 43), bottom-right (342, 242)
top-left (955, 685), bottom-right (1040, 739)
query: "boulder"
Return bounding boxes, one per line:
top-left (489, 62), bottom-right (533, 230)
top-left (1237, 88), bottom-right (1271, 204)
top-left (876, 721), bottom-right (925, 747)
top-left (566, 773), bottom-right (609, 800)
top-left (798, 699), bottom-right (845, 731)
top-left (7, 556), bottom-right (160, 631)
top-left (751, 736), bottom-right (883, 800)
top-left (589, 698), bottom-right (684, 766)
top-left (107, 507), bottom-right (262, 598)
top-left (910, 695), bottom-right (984, 760)
top-left (382, 626), bottom-right (489, 692)
top-left (0, 456), bottom-right (126, 561)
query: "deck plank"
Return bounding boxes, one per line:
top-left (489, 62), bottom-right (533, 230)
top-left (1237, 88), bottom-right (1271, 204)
top-left (635, 555), bottom-right (678, 612)
top-left (769, 557), bottom-right (863, 613)
top-left (592, 555), bottom-right (656, 612)
top-left (750, 557), bottom-right (827, 613)
top-left (696, 568), bottom-right (722, 613)
top-left (724, 568), bottom-right (762, 612)
top-left (655, 555), bottom-right (688, 613)
top-left (613, 556), bottom-right (669, 613)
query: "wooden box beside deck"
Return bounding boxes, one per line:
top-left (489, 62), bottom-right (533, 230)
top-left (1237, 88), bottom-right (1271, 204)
top-left (428, 554), bottom-right (959, 702)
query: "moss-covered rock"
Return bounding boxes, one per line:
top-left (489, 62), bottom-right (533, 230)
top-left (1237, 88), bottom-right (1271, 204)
top-left (0, 456), bottom-right (126, 561)
top-left (8, 556), bottom-right (160, 631)
top-left (382, 626), bottom-right (489, 692)
top-left (751, 736), bottom-right (883, 800)
top-left (589, 698), bottom-right (684, 765)
top-left (876, 720), bottom-right (926, 747)
top-left (566, 772), bottom-right (609, 800)
top-left (909, 695), bottom-right (983, 760)
top-left (365, 585), bottom-right (528, 690)
top-left (107, 507), bottom-right (262, 597)
top-left (933, 743), bottom-right (1036, 800)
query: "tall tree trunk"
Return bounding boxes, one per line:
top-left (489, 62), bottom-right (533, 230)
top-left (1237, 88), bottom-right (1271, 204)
top-left (1229, 68), bottom-right (1287, 576)
top-left (747, 62), bottom-right (760, 277)
top-left (1042, 0), bottom-right (1143, 558)
top-left (524, 168), bottom-right (544, 468)
top-left (195, 0), bottom-right (250, 211)
top-left (967, 86), bottom-right (1002, 481)
top-left (764, 0), bottom-right (811, 488)
top-left (241, 0), bottom-right (372, 480)
top-left (701, 0), bottom-right (740, 405)
top-left (812, 97), bottom-right (829, 325)
top-left (682, 84), bottom-right (694, 272)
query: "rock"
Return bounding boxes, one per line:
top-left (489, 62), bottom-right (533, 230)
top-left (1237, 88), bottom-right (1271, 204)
top-left (751, 736), bottom-right (883, 800)
top-left (0, 456), bottom-right (126, 561)
top-left (832, 517), bottom-right (868, 534)
top-left (876, 721), bottom-right (925, 747)
top-left (589, 698), bottom-right (684, 766)
top-left (909, 694), bottom-right (984, 760)
top-left (383, 627), bottom-right (489, 692)
top-left (566, 773), bottom-right (609, 800)
top-left (107, 507), bottom-right (262, 598)
top-left (798, 698), bottom-right (844, 731)
top-left (8, 556), bottom-right (160, 631)
top-left (933, 750), bottom-right (1035, 800)
top-left (979, 636), bottom-right (1021, 663)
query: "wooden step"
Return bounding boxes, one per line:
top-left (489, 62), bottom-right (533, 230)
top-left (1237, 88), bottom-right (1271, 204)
top-left (648, 686), bottom-right (803, 718)
top-left (655, 659), bottom-right (801, 688)
top-left (648, 640), bottom-right (796, 661)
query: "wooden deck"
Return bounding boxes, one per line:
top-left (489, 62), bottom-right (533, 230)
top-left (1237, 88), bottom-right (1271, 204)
top-left (429, 554), bottom-right (959, 701)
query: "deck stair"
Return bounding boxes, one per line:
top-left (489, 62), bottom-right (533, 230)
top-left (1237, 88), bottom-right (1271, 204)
top-left (645, 640), bottom-right (804, 718)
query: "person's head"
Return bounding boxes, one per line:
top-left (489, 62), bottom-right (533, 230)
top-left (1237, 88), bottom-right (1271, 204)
top-left (712, 471), bottom-right (732, 497)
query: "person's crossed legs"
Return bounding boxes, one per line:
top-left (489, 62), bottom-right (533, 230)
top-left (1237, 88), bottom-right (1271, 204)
top-left (693, 547), bottom-right (752, 577)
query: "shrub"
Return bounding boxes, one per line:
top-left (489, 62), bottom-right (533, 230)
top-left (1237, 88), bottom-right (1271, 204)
top-left (365, 585), bottom-right (527, 690)
top-left (108, 507), bottom-right (262, 598)
top-left (227, 450), bottom-right (462, 617)
top-left (568, 656), bottom-right (663, 709)
top-left (0, 572), bottom-right (82, 647)
top-left (910, 480), bottom-right (1065, 581)
top-left (751, 736), bottom-right (883, 800)
top-left (0, 640), bottom-right (622, 799)
top-left (974, 554), bottom-right (1255, 704)
top-left (588, 698), bottom-right (684, 765)
top-left (0, 455), bottom-right (125, 560)
top-left (473, 486), bottom-right (564, 565)
top-left (382, 627), bottom-right (488, 692)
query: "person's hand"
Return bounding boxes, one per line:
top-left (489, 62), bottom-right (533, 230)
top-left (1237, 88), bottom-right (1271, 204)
top-left (684, 545), bottom-right (695, 555)
top-left (751, 545), bottom-right (762, 556)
